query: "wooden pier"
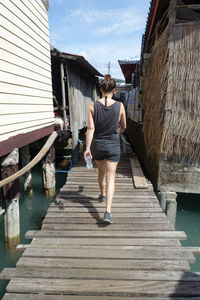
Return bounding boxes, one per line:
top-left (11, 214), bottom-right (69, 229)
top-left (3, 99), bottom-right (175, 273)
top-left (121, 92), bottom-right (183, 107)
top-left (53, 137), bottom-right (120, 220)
top-left (1, 156), bottom-right (200, 299)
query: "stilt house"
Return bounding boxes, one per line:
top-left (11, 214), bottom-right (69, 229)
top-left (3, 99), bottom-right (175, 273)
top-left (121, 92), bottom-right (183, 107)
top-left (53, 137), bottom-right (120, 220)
top-left (0, 0), bottom-right (54, 158)
top-left (139, 0), bottom-right (200, 194)
top-left (51, 48), bottom-right (102, 159)
top-left (0, 0), bottom-right (54, 244)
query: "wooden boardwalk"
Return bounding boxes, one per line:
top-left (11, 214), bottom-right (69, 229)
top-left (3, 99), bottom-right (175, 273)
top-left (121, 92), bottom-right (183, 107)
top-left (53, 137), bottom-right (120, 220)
top-left (1, 156), bottom-right (200, 299)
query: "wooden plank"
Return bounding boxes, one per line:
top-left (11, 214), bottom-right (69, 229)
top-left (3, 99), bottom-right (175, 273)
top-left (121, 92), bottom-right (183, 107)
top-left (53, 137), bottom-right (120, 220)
top-left (22, 247), bottom-right (195, 262)
top-left (67, 177), bottom-right (134, 182)
top-left (25, 237), bottom-right (181, 246)
top-left (50, 201), bottom-right (160, 207)
top-left (25, 230), bottom-right (187, 239)
top-left (42, 217), bottom-right (171, 224)
top-left (47, 207), bottom-right (162, 213)
top-left (17, 244), bottom-right (184, 251)
top-left (6, 278), bottom-right (200, 296)
top-left (175, 4), bottom-right (200, 10)
top-left (41, 223), bottom-right (174, 231)
top-left (45, 212), bottom-right (164, 218)
top-left (130, 157), bottom-right (148, 189)
top-left (3, 294), bottom-right (195, 300)
top-left (16, 257), bottom-right (190, 271)
top-left (57, 189), bottom-right (158, 199)
top-left (2, 267), bottom-right (200, 282)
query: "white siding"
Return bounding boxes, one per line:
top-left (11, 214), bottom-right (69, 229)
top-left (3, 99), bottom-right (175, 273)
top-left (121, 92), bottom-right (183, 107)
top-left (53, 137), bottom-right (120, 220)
top-left (0, 0), bottom-right (54, 143)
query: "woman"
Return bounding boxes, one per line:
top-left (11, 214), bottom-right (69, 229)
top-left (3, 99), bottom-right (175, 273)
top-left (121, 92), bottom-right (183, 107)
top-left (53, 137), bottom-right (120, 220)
top-left (84, 75), bottom-right (126, 224)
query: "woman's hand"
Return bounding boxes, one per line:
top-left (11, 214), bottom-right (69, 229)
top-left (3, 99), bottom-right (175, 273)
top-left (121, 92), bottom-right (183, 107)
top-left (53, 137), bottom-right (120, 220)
top-left (84, 149), bottom-right (92, 162)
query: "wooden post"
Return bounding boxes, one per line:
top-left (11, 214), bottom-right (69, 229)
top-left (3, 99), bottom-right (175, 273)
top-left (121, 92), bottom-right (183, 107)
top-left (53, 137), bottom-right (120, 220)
top-left (166, 192), bottom-right (177, 226)
top-left (0, 148), bottom-right (20, 247)
top-left (60, 62), bottom-right (68, 130)
top-left (72, 121), bottom-right (79, 166)
top-left (42, 146), bottom-right (56, 197)
top-left (20, 145), bottom-right (33, 195)
top-left (157, 191), bottom-right (177, 225)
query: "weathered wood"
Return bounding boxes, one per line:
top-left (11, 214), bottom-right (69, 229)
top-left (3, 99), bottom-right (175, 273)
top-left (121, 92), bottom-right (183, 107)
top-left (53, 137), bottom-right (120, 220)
top-left (2, 267), bottom-right (200, 282)
top-left (47, 207), bottom-right (162, 213)
top-left (44, 212), bottom-right (165, 218)
top-left (130, 157), bottom-right (148, 189)
top-left (17, 244), bottom-right (185, 251)
top-left (6, 278), bottom-right (200, 296)
top-left (25, 230), bottom-right (187, 239)
top-left (43, 216), bottom-right (171, 224)
top-left (51, 201), bottom-right (160, 207)
top-left (16, 257), bottom-right (190, 271)
top-left (22, 247), bottom-right (195, 262)
top-left (3, 157), bottom-right (197, 299)
top-left (25, 237), bottom-right (181, 246)
top-left (3, 295), bottom-right (196, 300)
top-left (175, 4), bottom-right (200, 10)
top-left (56, 193), bottom-right (158, 200)
top-left (41, 223), bottom-right (173, 231)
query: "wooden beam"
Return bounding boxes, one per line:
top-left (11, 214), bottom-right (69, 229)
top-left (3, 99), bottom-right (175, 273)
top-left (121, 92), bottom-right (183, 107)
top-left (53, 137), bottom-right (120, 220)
top-left (130, 157), bottom-right (148, 189)
top-left (0, 132), bottom-right (58, 189)
top-left (175, 4), bottom-right (200, 10)
top-left (0, 125), bottom-right (54, 157)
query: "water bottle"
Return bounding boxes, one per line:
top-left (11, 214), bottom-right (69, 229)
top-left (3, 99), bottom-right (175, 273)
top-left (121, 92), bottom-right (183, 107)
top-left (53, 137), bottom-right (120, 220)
top-left (86, 154), bottom-right (93, 169)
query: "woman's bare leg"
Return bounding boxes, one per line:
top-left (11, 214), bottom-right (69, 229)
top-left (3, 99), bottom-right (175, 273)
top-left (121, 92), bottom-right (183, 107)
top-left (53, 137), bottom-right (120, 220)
top-left (96, 160), bottom-right (106, 196)
top-left (105, 161), bottom-right (118, 213)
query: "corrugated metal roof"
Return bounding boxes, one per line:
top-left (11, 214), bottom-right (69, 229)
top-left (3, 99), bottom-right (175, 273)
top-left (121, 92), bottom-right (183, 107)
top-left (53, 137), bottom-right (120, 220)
top-left (51, 48), bottom-right (103, 77)
top-left (142, 0), bottom-right (169, 54)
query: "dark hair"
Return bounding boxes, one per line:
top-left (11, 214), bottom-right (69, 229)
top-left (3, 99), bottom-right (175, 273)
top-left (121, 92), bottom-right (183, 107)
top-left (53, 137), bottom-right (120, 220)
top-left (99, 74), bottom-right (116, 93)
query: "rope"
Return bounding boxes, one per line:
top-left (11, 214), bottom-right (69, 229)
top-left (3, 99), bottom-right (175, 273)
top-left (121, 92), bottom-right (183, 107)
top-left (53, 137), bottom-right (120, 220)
top-left (0, 131), bottom-right (58, 188)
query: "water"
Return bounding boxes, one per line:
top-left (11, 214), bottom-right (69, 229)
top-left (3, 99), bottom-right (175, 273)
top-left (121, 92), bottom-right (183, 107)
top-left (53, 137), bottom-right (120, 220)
top-left (0, 163), bottom-right (68, 298)
top-left (176, 193), bottom-right (200, 272)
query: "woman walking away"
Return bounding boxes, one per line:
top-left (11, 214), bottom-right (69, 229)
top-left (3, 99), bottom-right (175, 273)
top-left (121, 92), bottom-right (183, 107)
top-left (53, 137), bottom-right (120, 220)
top-left (84, 74), bottom-right (126, 224)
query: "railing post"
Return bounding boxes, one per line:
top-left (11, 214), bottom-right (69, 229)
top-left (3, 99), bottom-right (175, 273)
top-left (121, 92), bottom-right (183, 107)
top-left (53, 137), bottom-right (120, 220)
top-left (42, 146), bottom-right (56, 197)
top-left (0, 148), bottom-right (20, 247)
top-left (20, 145), bottom-right (33, 195)
top-left (157, 191), bottom-right (177, 226)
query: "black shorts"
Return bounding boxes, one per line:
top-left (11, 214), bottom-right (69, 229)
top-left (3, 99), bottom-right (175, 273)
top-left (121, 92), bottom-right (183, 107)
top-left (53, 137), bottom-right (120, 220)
top-left (91, 138), bottom-right (120, 162)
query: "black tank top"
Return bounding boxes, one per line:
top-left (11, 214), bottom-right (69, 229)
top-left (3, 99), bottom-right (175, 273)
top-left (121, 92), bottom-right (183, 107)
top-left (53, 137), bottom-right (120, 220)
top-left (93, 99), bottom-right (121, 139)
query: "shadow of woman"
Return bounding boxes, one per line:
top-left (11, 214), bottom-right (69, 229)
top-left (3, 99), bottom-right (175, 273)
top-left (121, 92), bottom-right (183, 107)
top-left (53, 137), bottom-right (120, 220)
top-left (53, 184), bottom-right (111, 228)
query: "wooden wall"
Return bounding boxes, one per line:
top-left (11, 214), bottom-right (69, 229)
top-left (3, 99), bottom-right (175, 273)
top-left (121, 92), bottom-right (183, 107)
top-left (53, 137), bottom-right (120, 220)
top-left (67, 61), bottom-right (98, 132)
top-left (0, 0), bottom-right (54, 143)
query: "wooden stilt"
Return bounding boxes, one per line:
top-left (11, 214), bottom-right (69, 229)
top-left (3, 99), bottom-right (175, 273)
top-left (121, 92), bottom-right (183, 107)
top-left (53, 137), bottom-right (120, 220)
top-left (20, 145), bottom-right (33, 195)
top-left (166, 192), bottom-right (177, 226)
top-left (157, 191), bottom-right (177, 226)
top-left (72, 121), bottom-right (79, 166)
top-left (0, 148), bottom-right (20, 247)
top-left (42, 146), bottom-right (56, 197)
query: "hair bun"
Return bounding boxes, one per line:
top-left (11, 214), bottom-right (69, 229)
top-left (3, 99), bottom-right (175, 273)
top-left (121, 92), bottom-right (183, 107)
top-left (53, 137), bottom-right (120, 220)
top-left (104, 74), bottom-right (111, 81)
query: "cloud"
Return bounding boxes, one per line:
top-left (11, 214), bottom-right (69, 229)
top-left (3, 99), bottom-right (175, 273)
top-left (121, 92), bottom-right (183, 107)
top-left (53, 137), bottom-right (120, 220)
top-left (68, 7), bottom-right (146, 36)
top-left (57, 38), bottom-right (142, 79)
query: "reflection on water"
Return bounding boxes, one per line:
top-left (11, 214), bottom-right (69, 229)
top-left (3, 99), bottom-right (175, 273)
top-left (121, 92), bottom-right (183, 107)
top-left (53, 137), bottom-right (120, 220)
top-left (176, 193), bottom-right (200, 272)
top-left (0, 163), bottom-right (68, 298)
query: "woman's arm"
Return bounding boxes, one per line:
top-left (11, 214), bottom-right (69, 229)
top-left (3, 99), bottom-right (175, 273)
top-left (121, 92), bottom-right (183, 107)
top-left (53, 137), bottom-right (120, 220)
top-left (119, 102), bottom-right (127, 133)
top-left (84, 103), bottom-right (95, 160)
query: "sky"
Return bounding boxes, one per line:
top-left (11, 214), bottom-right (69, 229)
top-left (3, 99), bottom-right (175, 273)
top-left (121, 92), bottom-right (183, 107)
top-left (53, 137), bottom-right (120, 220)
top-left (48, 0), bottom-right (150, 80)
